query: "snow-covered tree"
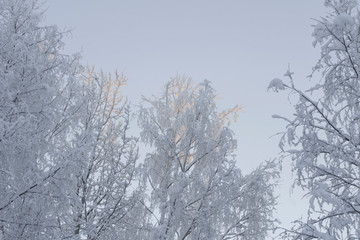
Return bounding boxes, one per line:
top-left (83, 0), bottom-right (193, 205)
top-left (0, 0), bottom-right (82, 238)
top-left (0, 1), bottom-right (143, 239)
top-left (139, 77), bottom-right (279, 240)
top-left (270, 0), bottom-right (360, 239)
top-left (54, 68), bottom-right (142, 239)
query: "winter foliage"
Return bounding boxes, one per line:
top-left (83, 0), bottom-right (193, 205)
top-left (0, 0), bottom-right (83, 238)
top-left (271, 0), bottom-right (360, 239)
top-left (0, 0), bottom-right (279, 239)
top-left (138, 78), bottom-right (279, 240)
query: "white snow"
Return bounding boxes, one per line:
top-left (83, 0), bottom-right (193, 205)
top-left (267, 78), bottom-right (285, 92)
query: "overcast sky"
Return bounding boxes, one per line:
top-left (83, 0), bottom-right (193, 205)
top-left (43, 0), bottom-right (327, 234)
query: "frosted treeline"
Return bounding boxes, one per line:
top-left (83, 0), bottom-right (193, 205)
top-left (2, 0), bottom-right (360, 239)
top-left (0, 0), bottom-right (278, 239)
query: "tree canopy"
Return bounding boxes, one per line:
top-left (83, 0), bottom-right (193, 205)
top-left (270, 0), bottom-right (360, 239)
top-left (0, 1), bottom-right (279, 239)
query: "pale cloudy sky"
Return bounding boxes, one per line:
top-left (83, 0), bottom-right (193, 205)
top-left (44, 0), bottom-right (327, 233)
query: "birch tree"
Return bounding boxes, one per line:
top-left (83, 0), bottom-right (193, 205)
top-left (270, 0), bottom-right (360, 238)
top-left (56, 68), bottom-right (142, 240)
top-left (0, 0), bottom-right (82, 238)
top-left (0, 1), bottom-right (142, 239)
top-left (139, 77), bottom-right (279, 240)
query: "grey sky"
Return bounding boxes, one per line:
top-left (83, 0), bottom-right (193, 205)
top-left (44, 0), bottom-right (327, 233)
